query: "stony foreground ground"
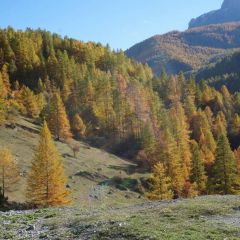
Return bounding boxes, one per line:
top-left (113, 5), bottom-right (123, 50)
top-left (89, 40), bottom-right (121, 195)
top-left (1, 195), bottom-right (240, 240)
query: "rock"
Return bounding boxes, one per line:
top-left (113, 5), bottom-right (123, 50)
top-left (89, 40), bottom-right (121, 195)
top-left (26, 225), bottom-right (35, 231)
top-left (44, 214), bottom-right (56, 219)
top-left (18, 229), bottom-right (27, 235)
top-left (118, 222), bottom-right (127, 227)
top-left (222, 0), bottom-right (240, 9)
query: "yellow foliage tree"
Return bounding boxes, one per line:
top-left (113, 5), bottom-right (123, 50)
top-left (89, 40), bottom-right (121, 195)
top-left (85, 80), bottom-right (94, 104)
top-left (0, 147), bottom-right (19, 199)
top-left (162, 129), bottom-right (186, 196)
top-left (47, 91), bottom-right (72, 141)
top-left (20, 86), bottom-right (40, 118)
top-left (26, 121), bottom-right (70, 206)
top-left (234, 146), bottom-right (240, 173)
top-left (92, 78), bottom-right (115, 130)
top-left (170, 101), bottom-right (192, 180)
top-left (147, 162), bottom-right (173, 200)
top-left (0, 73), bottom-right (7, 125)
top-left (71, 113), bottom-right (86, 138)
top-left (0, 101), bottom-right (6, 125)
top-left (1, 64), bottom-right (11, 98)
top-left (231, 113), bottom-right (240, 136)
top-left (213, 111), bottom-right (227, 139)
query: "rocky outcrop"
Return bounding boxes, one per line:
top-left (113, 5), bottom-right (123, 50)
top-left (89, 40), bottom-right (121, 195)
top-left (189, 0), bottom-right (240, 28)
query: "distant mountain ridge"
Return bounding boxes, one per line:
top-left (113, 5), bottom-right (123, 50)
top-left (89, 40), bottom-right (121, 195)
top-left (126, 0), bottom-right (240, 76)
top-left (126, 22), bottom-right (240, 75)
top-left (189, 0), bottom-right (240, 29)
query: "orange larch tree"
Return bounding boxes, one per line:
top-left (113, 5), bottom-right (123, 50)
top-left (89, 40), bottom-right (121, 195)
top-left (26, 121), bottom-right (70, 206)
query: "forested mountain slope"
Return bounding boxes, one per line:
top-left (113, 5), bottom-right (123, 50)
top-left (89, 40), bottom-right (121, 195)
top-left (0, 27), bottom-right (154, 158)
top-left (126, 22), bottom-right (240, 75)
top-left (1, 28), bottom-right (240, 204)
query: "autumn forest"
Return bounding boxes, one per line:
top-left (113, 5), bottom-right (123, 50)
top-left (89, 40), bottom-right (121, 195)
top-left (0, 26), bottom-right (240, 209)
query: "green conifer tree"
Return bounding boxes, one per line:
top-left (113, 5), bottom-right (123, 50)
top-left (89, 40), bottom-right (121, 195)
top-left (209, 134), bottom-right (240, 194)
top-left (190, 140), bottom-right (207, 193)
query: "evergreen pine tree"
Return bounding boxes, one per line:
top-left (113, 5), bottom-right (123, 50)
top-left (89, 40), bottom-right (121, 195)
top-left (209, 134), bottom-right (240, 194)
top-left (190, 140), bottom-right (207, 193)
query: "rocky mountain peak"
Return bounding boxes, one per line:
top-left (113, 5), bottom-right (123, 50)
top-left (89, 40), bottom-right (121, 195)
top-left (189, 0), bottom-right (240, 29)
top-left (221, 0), bottom-right (240, 9)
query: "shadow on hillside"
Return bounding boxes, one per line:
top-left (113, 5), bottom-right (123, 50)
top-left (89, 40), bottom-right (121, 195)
top-left (15, 118), bottom-right (40, 134)
top-left (108, 163), bottom-right (150, 175)
top-left (99, 176), bottom-right (145, 193)
top-left (0, 201), bottom-right (38, 212)
top-left (74, 171), bottom-right (108, 182)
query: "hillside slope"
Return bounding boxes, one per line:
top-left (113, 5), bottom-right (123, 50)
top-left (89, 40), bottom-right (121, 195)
top-left (126, 22), bottom-right (240, 75)
top-left (0, 117), bottom-right (148, 206)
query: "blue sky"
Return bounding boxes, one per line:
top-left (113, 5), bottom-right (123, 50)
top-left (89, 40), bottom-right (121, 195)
top-left (1, 0), bottom-right (223, 50)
